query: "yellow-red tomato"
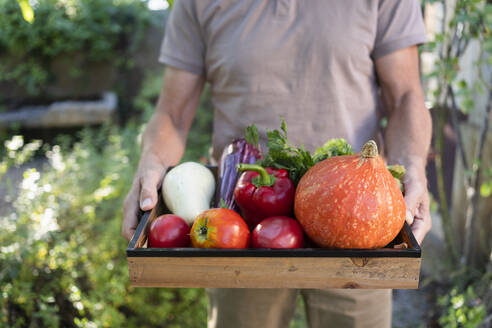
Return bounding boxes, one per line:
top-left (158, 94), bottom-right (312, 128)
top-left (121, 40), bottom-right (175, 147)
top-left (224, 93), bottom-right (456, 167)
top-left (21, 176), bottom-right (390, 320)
top-left (191, 208), bottom-right (250, 248)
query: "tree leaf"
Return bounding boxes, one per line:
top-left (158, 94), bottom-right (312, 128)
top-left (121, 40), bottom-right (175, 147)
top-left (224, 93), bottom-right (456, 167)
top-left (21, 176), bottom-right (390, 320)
top-left (17, 0), bottom-right (34, 23)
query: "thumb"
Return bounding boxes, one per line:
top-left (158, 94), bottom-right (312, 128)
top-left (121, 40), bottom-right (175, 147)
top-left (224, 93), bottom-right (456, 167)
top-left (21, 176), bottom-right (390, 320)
top-left (139, 169), bottom-right (165, 211)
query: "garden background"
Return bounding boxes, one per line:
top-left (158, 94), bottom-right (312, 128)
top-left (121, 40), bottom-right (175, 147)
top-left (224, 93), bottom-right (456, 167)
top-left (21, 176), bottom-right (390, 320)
top-left (0, 0), bottom-right (491, 327)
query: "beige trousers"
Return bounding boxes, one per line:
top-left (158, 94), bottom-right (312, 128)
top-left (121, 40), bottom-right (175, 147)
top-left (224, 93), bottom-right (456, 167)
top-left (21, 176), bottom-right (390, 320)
top-left (207, 288), bottom-right (392, 328)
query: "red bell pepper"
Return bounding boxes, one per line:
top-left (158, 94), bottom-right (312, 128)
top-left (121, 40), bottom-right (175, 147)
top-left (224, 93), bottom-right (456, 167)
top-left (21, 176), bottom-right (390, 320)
top-left (233, 164), bottom-right (295, 228)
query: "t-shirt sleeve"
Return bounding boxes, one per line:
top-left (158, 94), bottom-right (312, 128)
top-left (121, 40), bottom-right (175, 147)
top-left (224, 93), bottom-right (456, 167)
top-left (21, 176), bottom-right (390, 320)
top-left (158, 0), bottom-right (205, 75)
top-left (372, 0), bottom-right (427, 59)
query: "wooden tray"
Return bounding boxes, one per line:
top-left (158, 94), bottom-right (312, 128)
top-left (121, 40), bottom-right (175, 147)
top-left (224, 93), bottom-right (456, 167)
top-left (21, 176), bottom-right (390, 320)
top-left (127, 167), bottom-right (421, 289)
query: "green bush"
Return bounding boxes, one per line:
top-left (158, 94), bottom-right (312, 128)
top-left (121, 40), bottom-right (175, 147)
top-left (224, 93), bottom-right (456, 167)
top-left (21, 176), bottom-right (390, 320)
top-left (0, 0), bottom-right (155, 96)
top-left (438, 286), bottom-right (487, 328)
top-left (0, 75), bottom-right (214, 327)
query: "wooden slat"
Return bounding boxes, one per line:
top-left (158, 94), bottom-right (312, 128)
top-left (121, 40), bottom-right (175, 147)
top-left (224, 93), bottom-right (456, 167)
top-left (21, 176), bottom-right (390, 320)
top-left (128, 256), bottom-right (421, 289)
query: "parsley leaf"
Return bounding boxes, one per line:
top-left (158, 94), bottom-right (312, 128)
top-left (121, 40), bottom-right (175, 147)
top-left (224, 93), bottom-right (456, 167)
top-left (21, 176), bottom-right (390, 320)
top-left (312, 138), bottom-right (354, 162)
top-left (245, 124), bottom-right (259, 148)
top-left (259, 118), bottom-right (354, 185)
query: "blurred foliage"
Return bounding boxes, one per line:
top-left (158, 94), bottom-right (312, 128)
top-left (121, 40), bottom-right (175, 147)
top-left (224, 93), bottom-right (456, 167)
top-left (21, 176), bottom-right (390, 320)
top-left (421, 0), bottom-right (492, 326)
top-left (0, 70), bottom-right (213, 327)
top-left (439, 287), bottom-right (486, 328)
top-left (422, 0), bottom-right (492, 112)
top-left (15, 0), bottom-right (34, 23)
top-left (437, 269), bottom-right (491, 328)
top-left (0, 0), bottom-right (156, 96)
top-left (480, 168), bottom-right (492, 197)
top-left (423, 0), bottom-right (492, 256)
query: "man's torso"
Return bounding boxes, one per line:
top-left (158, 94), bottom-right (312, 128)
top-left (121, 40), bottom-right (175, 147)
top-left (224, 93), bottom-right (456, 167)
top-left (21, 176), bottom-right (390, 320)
top-left (196, 0), bottom-right (381, 158)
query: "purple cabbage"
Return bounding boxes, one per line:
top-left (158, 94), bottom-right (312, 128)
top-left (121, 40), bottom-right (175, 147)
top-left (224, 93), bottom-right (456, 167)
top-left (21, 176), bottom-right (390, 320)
top-left (215, 138), bottom-right (262, 210)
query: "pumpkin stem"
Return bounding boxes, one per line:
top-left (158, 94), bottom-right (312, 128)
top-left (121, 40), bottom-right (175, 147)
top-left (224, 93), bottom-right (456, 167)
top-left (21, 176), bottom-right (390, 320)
top-left (361, 140), bottom-right (378, 158)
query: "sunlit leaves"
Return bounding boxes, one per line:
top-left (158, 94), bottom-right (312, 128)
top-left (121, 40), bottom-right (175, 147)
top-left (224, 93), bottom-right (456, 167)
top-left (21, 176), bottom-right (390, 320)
top-left (423, 0), bottom-right (491, 112)
top-left (0, 117), bottom-right (210, 327)
top-left (481, 168), bottom-right (492, 197)
top-left (16, 0), bottom-right (34, 23)
top-left (439, 286), bottom-right (486, 328)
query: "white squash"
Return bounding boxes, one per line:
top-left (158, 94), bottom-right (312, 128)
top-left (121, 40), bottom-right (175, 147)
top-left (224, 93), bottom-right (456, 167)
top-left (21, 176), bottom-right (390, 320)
top-left (162, 162), bottom-right (215, 225)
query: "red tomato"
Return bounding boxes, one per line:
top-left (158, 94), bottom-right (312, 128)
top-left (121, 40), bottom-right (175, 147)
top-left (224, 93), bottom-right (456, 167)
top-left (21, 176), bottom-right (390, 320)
top-left (191, 208), bottom-right (250, 248)
top-left (252, 216), bottom-right (304, 249)
top-left (148, 214), bottom-right (190, 248)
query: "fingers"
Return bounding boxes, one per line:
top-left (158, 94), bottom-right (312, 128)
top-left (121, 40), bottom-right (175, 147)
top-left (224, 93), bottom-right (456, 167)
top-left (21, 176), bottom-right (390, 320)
top-left (122, 179), bottom-right (141, 241)
top-left (139, 166), bottom-right (166, 211)
top-left (402, 168), bottom-right (427, 225)
top-left (403, 180), bottom-right (423, 225)
top-left (411, 218), bottom-right (426, 245)
top-left (122, 164), bottom-right (166, 241)
top-left (411, 215), bottom-right (431, 245)
top-left (401, 166), bottom-right (431, 243)
top-left (411, 193), bottom-right (432, 245)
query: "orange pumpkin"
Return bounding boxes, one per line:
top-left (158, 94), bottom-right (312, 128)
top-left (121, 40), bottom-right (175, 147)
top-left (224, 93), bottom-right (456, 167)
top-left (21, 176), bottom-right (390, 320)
top-left (294, 140), bottom-right (405, 249)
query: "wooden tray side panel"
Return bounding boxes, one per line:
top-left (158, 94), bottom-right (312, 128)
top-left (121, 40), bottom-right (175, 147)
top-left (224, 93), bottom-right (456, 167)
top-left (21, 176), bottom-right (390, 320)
top-left (128, 256), bottom-right (421, 289)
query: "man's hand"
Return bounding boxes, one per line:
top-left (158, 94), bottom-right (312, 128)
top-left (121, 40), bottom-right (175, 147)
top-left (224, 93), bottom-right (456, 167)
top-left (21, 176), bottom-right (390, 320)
top-left (402, 164), bottom-right (431, 245)
top-left (121, 67), bottom-right (205, 241)
top-left (122, 157), bottom-right (167, 241)
top-left (375, 46), bottom-right (433, 244)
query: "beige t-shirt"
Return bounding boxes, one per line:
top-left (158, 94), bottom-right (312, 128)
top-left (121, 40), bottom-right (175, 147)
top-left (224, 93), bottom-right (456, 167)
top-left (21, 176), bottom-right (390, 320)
top-left (159, 0), bottom-right (427, 160)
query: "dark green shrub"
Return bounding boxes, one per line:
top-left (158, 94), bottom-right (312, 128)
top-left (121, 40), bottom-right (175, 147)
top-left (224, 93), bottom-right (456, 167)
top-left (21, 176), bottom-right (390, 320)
top-left (0, 0), bottom-right (156, 96)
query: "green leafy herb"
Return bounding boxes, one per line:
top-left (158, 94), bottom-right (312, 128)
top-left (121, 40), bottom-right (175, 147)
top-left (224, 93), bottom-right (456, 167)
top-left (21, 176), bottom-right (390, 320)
top-left (245, 124), bottom-right (259, 148)
top-left (387, 165), bottom-right (406, 180)
top-left (387, 164), bottom-right (406, 193)
top-left (312, 138), bottom-right (354, 162)
top-left (259, 118), bottom-right (354, 185)
top-left (259, 119), bottom-right (313, 184)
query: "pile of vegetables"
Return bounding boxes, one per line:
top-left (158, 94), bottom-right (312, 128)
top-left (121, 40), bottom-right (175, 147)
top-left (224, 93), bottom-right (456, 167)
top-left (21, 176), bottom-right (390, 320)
top-left (148, 119), bottom-right (407, 250)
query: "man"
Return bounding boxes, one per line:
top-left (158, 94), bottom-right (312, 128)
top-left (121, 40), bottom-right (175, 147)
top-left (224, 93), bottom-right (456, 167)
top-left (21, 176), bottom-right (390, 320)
top-left (122, 1), bottom-right (432, 327)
